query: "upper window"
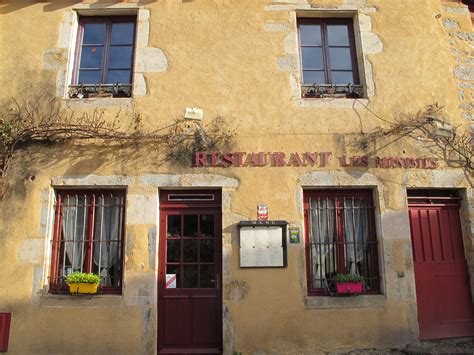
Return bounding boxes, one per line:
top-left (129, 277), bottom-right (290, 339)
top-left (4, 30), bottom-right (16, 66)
top-left (69, 16), bottom-right (136, 99)
top-left (304, 190), bottom-right (380, 295)
top-left (49, 190), bottom-right (126, 294)
top-left (298, 18), bottom-right (362, 98)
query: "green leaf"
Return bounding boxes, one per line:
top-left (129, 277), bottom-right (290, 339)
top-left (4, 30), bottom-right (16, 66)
top-left (65, 272), bottom-right (100, 285)
top-left (333, 273), bottom-right (364, 283)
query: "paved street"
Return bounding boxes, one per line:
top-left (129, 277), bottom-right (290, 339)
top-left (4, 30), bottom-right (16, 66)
top-left (327, 337), bottom-right (474, 354)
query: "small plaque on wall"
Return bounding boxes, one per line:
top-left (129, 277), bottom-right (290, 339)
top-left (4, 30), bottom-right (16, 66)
top-left (289, 226), bottom-right (300, 244)
top-left (238, 220), bottom-right (288, 268)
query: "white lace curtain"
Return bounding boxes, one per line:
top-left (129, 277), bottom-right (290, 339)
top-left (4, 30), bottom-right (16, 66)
top-left (62, 194), bottom-right (122, 285)
top-left (344, 198), bottom-right (369, 275)
top-left (309, 197), bottom-right (369, 289)
top-left (63, 195), bottom-right (88, 273)
top-left (309, 198), bottom-right (335, 289)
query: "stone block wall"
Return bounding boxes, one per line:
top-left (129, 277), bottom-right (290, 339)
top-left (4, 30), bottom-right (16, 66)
top-left (441, 2), bottom-right (474, 125)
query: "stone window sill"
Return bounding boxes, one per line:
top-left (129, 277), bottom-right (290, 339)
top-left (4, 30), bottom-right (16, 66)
top-left (295, 97), bottom-right (369, 109)
top-left (39, 293), bottom-right (124, 308)
top-left (304, 294), bottom-right (385, 309)
top-left (63, 97), bottom-right (133, 109)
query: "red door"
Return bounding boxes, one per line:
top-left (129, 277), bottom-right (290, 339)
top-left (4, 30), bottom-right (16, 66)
top-left (408, 191), bottom-right (474, 339)
top-left (158, 190), bottom-right (222, 354)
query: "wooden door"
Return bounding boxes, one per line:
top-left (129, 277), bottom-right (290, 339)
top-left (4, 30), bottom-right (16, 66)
top-left (158, 190), bottom-right (222, 354)
top-left (408, 191), bottom-right (474, 340)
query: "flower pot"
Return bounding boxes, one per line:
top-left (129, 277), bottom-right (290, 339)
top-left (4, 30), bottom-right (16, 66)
top-left (335, 282), bottom-right (363, 294)
top-left (68, 283), bottom-right (99, 294)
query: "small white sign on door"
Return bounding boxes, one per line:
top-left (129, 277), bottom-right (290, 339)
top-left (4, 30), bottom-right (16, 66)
top-left (166, 274), bottom-right (177, 289)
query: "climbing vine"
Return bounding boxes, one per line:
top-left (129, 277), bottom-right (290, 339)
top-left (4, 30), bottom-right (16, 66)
top-left (355, 103), bottom-right (473, 177)
top-left (0, 94), bottom-right (236, 177)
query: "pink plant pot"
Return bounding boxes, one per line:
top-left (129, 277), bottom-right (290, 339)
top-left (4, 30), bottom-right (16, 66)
top-left (335, 282), bottom-right (364, 294)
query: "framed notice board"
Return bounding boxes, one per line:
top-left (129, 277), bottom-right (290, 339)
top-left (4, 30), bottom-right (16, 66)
top-left (238, 220), bottom-right (288, 268)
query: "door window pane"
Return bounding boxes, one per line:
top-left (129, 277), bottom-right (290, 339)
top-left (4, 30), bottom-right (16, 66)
top-left (200, 239), bottom-right (214, 262)
top-left (167, 240), bottom-right (180, 262)
top-left (167, 215), bottom-right (181, 237)
top-left (111, 23), bottom-right (135, 45)
top-left (200, 265), bottom-right (215, 288)
top-left (183, 265), bottom-right (198, 288)
top-left (184, 215), bottom-right (199, 237)
top-left (183, 240), bottom-right (198, 262)
top-left (200, 215), bottom-right (214, 238)
top-left (327, 25), bottom-right (350, 46)
top-left (302, 47), bottom-right (324, 69)
top-left (299, 24), bottom-right (322, 46)
top-left (302, 70), bottom-right (325, 85)
top-left (83, 23), bottom-right (106, 44)
top-left (328, 48), bottom-right (352, 70)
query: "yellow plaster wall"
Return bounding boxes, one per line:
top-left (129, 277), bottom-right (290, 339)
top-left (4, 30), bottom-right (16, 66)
top-left (0, 1), bottom-right (473, 354)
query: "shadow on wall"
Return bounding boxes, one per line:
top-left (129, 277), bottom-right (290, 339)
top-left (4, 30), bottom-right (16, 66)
top-left (0, 0), bottom-right (160, 14)
top-left (1, 141), bottom-right (172, 205)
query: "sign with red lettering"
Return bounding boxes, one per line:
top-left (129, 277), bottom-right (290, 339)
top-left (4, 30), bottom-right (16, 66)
top-left (257, 204), bottom-right (268, 220)
top-left (166, 274), bottom-right (176, 289)
top-left (192, 152), bottom-right (438, 170)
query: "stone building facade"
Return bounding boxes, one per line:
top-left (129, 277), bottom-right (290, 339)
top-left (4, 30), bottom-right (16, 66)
top-left (0, 1), bottom-right (473, 354)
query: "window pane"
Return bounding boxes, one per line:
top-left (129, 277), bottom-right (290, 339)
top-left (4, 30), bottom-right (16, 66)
top-left (328, 48), bottom-right (352, 70)
top-left (200, 265), bottom-right (215, 288)
top-left (327, 25), bottom-right (350, 46)
top-left (299, 24), bottom-right (321, 46)
top-left (183, 240), bottom-right (198, 262)
top-left (62, 195), bottom-right (89, 274)
top-left (200, 239), bottom-right (214, 262)
top-left (306, 192), bottom-right (378, 294)
top-left (83, 23), bottom-right (107, 45)
top-left (108, 46), bottom-right (133, 69)
top-left (167, 215), bottom-right (181, 237)
top-left (183, 215), bottom-right (198, 237)
top-left (78, 70), bottom-right (101, 84)
top-left (301, 47), bottom-right (324, 69)
top-left (183, 265), bottom-right (198, 288)
top-left (167, 240), bottom-right (180, 262)
top-left (52, 191), bottom-right (125, 292)
top-left (343, 198), bottom-right (370, 275)
top-left (80, 46), bottom-right (104, 69)
top-left (107, 70), bottom-right (132, 84)
top-left (330, 71), bottom-right (354, 84)
top-left (167, 265), bottom-right (181, 288)
top-left (302, 70), bottom-right (325, 84)
top-left (111, 23), bottom-right (135, 45)
top-left (93, 194), bottom-right (123, 287)
top-left (200, 215), bottom-right (214, 238)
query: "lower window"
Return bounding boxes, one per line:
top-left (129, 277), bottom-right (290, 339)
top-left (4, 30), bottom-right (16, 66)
top-left (49, 189), bottom-right (125, 294)
top-left (304, 190), bottom-right (380, 295)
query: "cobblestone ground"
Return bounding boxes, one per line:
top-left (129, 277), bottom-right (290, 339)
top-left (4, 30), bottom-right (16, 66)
top-left (325, 337), bottom-right (474, 355)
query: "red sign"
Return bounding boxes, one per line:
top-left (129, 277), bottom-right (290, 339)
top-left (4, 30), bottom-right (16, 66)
top-left (257, 204), bottom-right (268, 220)
top-left (166, 274), bottom-right (176, 289)
top-left (193, 152), bottom-right (438, 169)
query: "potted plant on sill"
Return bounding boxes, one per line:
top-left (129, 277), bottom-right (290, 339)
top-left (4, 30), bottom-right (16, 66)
top-left (66, 272), bottom-right (101, 295)
top-left (333, 273), bottom-right (364, 295)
